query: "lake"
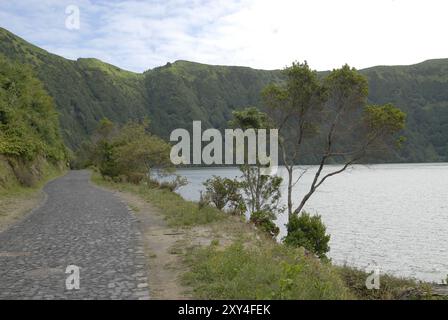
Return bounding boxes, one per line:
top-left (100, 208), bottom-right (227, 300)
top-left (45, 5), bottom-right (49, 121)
top-left (175, 163), bottom-right (448, 283)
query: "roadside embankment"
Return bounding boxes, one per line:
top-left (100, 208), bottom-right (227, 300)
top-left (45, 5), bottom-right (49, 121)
top-left (91, 171), bottom-right (444, 300)
top-left (0, 155), bottom-right (66, 232)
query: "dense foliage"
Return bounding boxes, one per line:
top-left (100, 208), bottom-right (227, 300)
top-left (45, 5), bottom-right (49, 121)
top-left (83, 119), bottom-right (172, 184)
top-left (1, 27), bottom-right (445, 162)
top-left (284, 212), bottom-right (331, 259)
top-left (202, 175), bottom-right (245, 214)
top-left (0, 55), bottom-right (65, 162)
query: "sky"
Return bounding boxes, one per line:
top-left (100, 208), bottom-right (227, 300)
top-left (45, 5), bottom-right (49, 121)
top-left (1, 0), bottom-right (447, 73)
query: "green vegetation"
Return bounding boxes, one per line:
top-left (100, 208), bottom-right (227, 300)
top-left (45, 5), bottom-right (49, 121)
top-left (249, 210), bottom-right (280, 238)
top-left (262, 62), bottom-right (406, 217)
top-left (336, 265), bottom-right (434, 300)
top-left (0, 55), bottom-right (65, 162)
top-left (202, 175), bottom-right (245, 213)
top-left (183, 241), bottom-right (352, 299)
top-left (284, 212), bottom-right (331, 259)
top-left (0, 55), bottom-right (66, 189)
top-left (92, 171), bottom-right (224, 227)
top-left (1, 27), bottom-right (446, 163)
top-left (76, 118), bottom-right (172, 184)
top-left (92, 172), bottom-right (436, 300)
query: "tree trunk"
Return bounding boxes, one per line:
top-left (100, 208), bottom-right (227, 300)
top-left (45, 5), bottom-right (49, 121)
top-left (287, 166), bottom-right (293, 218)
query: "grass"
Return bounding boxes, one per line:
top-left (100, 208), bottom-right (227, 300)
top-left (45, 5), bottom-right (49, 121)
top-left (183, 241), bottom-right (353, 300)
top-left (91, 171), bottom-right (224, 227)
top-left (0, 163), bottom-right (63, 197)
top-left (91, 171), bottom-right (443, 300)
top-left (336, 265), bottom-right (436, 300)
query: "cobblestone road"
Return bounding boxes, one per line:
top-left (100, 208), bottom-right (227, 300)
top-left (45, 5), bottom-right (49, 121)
top-left (0, 171), bottom-right (150, 300)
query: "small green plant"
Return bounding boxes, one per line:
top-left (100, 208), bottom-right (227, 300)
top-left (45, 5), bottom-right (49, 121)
top-left (250, 210), bottom-right (279, 238)
top-left (284, 212), bottom-right (330, 259)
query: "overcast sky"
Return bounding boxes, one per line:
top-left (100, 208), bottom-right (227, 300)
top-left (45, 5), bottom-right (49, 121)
top-left (1, 0), bottom-right (447, 72)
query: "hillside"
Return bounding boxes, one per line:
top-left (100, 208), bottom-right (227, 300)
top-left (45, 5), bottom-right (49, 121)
top-left (0, 54), bottom-right (66, 190)
top-left (362, 60), bottom-right (448, 161)
top-left (0, 27), bottom-right (447, 162)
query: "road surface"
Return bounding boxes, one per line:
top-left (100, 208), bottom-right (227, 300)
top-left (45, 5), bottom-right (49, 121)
top-left (0, 170), bottom-right (150, 300)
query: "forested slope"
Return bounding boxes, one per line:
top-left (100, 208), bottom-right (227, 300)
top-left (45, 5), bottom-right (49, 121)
top-left (1, 27), bottom-right (447, 162)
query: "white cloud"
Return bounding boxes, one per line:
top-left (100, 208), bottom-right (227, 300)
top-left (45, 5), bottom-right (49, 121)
top-left (1, 0), bottom-right (448, 72)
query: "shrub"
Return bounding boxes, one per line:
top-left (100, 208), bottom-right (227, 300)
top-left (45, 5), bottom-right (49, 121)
top-left (239, 165), bottom-right (284, 215)
top-left (203, 176), bottom-right (245, 213)
top-left (250, 210), bottom-right (280, 238)
top-left (90, 119), bottom-right (173, 183)
top-left (284, 212), bottom-right (330, 259)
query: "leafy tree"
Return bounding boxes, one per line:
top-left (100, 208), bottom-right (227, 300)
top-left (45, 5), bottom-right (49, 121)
top-left (239, 165), bottom-right (283, 215)
top-left (89, 119), bottom-right (172, 183)
top-left (112, 120), bottom-right (171, 178)
top-left (262, 62), bottom-right (325, 215)
top-left (229, 108), bottom-right (284, 216)
top-left (263, 62), bottom-right (406, 216)
top-left (284, 212), bottom-right (330, 259)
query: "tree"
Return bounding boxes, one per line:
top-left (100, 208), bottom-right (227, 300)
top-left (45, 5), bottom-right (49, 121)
top-left (89, 119), bottom-right (172, 183)
top-left (262, 61), bottom-right (325, 216)
top-left (239, 165), bottom-right (283, 215)
top-left (113, 120), bottom-right (171, 178)
top-left (229, 108), bottom-right (284, 218)
top-left (263, 62), bottom-right (406, 217)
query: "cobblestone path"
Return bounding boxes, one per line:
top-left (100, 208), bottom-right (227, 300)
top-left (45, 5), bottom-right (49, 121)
top-left (0, 170), bottom-right (150, 300)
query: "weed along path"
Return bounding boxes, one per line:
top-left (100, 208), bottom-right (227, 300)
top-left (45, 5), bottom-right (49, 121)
top-left (0, 170), bottom-right (150, 300)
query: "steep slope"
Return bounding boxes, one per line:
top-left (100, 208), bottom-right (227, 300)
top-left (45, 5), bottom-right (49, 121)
top-left (144, 61), bottom-right (283, 137)
top-left (362, 60), bottom-right (448, 162)
top-left (0, 28), bottom-right (282, 148)
top-left (0, 55), bottom-right (66, 188)
top-left (0, 27), bottom-right (447, 162)
top-left (0, 27), bottom-right (148, 148)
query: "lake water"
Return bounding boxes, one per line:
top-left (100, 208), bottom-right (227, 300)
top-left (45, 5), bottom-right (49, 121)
top-left (175, 163), bottom-right (448, 283)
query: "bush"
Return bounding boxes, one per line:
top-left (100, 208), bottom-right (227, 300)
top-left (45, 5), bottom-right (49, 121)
top-left (250, 210), bottom-right (280, 238)
top-left (284, 212), bottom-right (330, 259)
top-left (203, 176), bottom-right (245, 214)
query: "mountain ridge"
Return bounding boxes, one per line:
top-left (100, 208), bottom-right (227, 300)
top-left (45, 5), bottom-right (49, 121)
top-left (1, 27), bottom-right (447, 162)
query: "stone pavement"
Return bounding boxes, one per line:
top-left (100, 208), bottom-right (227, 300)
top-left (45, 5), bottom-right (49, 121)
top-left (0, 170), bottom-right (150, 300)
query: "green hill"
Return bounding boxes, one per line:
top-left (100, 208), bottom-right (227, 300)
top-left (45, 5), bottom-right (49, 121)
top-left (362, 60), bottom-right (448, 161)
top-left (1, 27), bottom-right (447, 162)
